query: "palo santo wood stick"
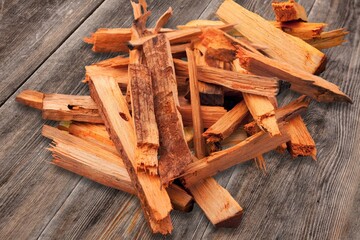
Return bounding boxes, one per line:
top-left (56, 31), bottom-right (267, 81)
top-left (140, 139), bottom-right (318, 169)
top-left (182, 124), bottom-right (291, 187)
top-left (16, 90), bottom-right (226, 127)
top-left (305, 28), bottom-right (348, 50)
top-left (154, 7), bottom-right (173, 34)
top-left (271, 21), bottom-right (327, 40)
top-left (186, 48), bottom-right (206, 158)
top-left (43, 125), bottom-right (194, 212)
top-left (85, 63), bottom-right (128, 89)
top-left (129, 64), bottom-right (159, 175)
top-left (128, 24), bottom-right (235, 49)
top-left (15, 89), bottom-right (44, 110)
top-left (272, 0), bottom-right (308, 22)
top-left (216, 0), bottom-right (325, 74)
top-left (203, 101), bottom-right (248, 143)
top-left (143, 34), bottom-right (192, 185)
top-left (88, 74), bottom-right (172, 234)
top-left (286, 116), bottom-right (317, 159)
top-left (237, 48), bottom-right (352, 103)
top-left (174, 59), bottom-right (279, 97)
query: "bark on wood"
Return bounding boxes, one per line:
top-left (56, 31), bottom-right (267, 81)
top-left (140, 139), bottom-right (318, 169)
top-left (88, 74), bottom-right (172, 234)
top-left (203, 101), bottom-right (248, 143)
top-left (237, 48), bottom-right (352, 103)
top-left (186, 48), bottom-right (206, 159)
top-left (272, 0), bottom-right (308, 22)
top-left (43, 125), bottom-right (194, 212)
top-left (143, 34), bottom-right (192, 185)
top-left (129, 64), bottom-right (159, 175)
top-left (216, 0), bottom-right (325, 74)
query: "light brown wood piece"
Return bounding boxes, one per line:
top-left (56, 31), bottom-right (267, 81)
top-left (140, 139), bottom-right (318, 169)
top-left (286, 115), bottom-right (317, 159)
top-left (129, 64), bottom-right (159, 175)
top-left (203, 101), bottom-right (248, 143)
top-left (43, 125), bottom-right (194, 212)
top-left (154, 7), bottom-right (173, 34)
top-left (186, 48), bottom-right (206, 159)
top-left (272, 0), bottom-right (308, 22)
top-left (305, 28), bottom-right (348, 50)
top-left (15, 89), bottom-right (44, 110)
top-left (85, 64), bottom-right (128, 89)
top-left (238, 48), bottom-right (352, 103)
top-left (88, 74), bottom-right (172, 234)
top-left (128, 24), bottom-right (235, 49)
top-left (174, 59), bottom-right (279, 97)
top-left (179, 104), bottom-right (227, 128)
top-left (182, 124), bottom-right (291, 187)
top-left (271, 21), bottom-right (326, 40)
top-left (216, 0), bottom-right (325, 74)
top-left (143, 34), bottom-right (192, 185)
top-left (43, 93), bottom-right (102, 123)
top-left (187, 177), bottom-right (243, 228)
top-left (92, 55), bottom-right (130, 67)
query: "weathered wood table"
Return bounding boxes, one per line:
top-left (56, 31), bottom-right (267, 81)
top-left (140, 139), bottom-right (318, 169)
top-left (0, 0), bottom-right (359, 239)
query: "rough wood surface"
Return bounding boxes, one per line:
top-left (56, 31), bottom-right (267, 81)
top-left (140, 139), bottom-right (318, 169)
top-left (0, 0), bottom-right (359, 239)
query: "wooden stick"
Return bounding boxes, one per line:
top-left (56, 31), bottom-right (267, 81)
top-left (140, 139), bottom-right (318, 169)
top-left (286, 116), bottom-right (317, 159)
top-left (238, 48), bottom-right (352, 103)
top-left (216, 0), bottom-right (325, 74)
top-left (43, 125), bottom-right (194, 212)
top-left (272, 0), bottom-right (308, 22)
top-left (15, 89), bottom-right (44, 110)
top-left (88, 74), bottom-right (172, 234)
top-left (85, 63), bottom-right (128, 89)
top-left (128, 24), bottom-right (235, 49)
top-left (271, 21), bottom-right (326, 40)
top-left (129, 64), bottom-right (159, 175)
top-left (174, 59), bottom-right (279, 97)
top-left (142, 34), bottom-right (192, 185)
top-left (182, 124), bottom-right (291, 187)
top-left (154, 7), bottom-right (173, 34)
top-left (203, 101), bottom-right (248, 143)
top-left (305, 28), bottom-right (348, 50)
top-left (179, 104), bottom-right (227, 128)
top-left (186, 48), bottom-right (206, 158)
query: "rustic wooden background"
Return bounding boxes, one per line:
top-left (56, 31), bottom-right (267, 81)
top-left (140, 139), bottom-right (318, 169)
top-left (0, 0), bottom-right (359, 239)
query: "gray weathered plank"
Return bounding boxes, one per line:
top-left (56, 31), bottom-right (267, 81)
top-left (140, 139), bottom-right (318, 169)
top-left (0, 0), bottom-right (105, 106)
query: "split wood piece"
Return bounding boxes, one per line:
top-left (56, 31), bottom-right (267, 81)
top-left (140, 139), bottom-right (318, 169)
top-left (143, 34), bottom-right (192, 185)
top-left (15, 89), bottom-right (44, 110)
top-left (179, 104), bottom-right (227, 128)
top-left (84, 28), bottom-right (173, 52)
top-left (16, 90), bottom-right (103, 123)
top-left (286, 115), bottom-right (317, 159)
top-left (187, 177), bottom-right (243, 227)
top-left (88, 74), bottom-right (172, 234)
top-left (237, 48), bottom-right (352, 103)
top-left (174, 59), bottom-right (279, 97)
top-left (177, 20), bottom-right (242, 38)
top-left (203, 101), bottom-right (248, 143)
top-left (305, 28), bottom-right (349, 50)
top-left (16, 90), bottom-right (225, 127)
top-left (244, 95), bottom-right (311, 135)
top-left (181, 124), bottom-right (291, 187)
top-left (43, 125), bottom-right (194, 212)
top-left (85, 63), bottom-right (128, 89)
top-left (154, 7), bottom-right (173, 34)
top-left (271, 21), bottom-right (326, 40)
top-left (128, 24), bottom-right (235, 49)
top-left (221, 128), bottom-right (248, 149)
top-left (129, 64), bottom-right (159, 175)
top-left (243, 93), bottom-right (280, 136)
top-left (186, 48), bottom-right (206, 158)
top-left (216, 0), bottom-right (325, 74)
top-left (92, 55), bottom-right (130, 67)
top-left (184, 45), bottom-right (224, 106)
top-left (272, 0), bottom-right (308, 22)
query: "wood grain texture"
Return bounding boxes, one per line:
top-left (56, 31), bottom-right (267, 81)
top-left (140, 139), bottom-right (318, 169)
top-left (0, 0), bottom-right (359, 239)
top-left (0, 0), bottom-right (105, 106)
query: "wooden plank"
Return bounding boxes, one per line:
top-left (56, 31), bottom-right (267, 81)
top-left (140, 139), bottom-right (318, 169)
top-left (0, 0), bottom-right (105, 105)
